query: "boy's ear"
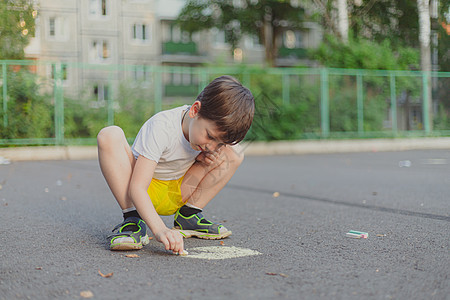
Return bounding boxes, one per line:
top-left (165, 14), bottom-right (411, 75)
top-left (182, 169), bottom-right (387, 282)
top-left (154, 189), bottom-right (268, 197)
top-left (189, 101), bottom-right (201, 118)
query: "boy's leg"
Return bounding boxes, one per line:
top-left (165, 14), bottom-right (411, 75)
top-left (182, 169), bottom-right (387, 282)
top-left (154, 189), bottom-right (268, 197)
top-left (181, 145), bottom-right (244, 209)
top-left (97, 125), bottom-right (135, 210)
top-left (97, 126), bottom-right (149, 250)
top-left (176, 146), bottom-right (244, 239)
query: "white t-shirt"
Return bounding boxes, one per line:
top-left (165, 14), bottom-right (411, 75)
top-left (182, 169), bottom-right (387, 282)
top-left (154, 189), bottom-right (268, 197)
top-left (132, 105), bottom-right (201, 180)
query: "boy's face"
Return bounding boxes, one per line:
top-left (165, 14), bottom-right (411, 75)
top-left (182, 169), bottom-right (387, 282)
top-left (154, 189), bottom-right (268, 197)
top-left (187, 102), bottom-right (225, 153)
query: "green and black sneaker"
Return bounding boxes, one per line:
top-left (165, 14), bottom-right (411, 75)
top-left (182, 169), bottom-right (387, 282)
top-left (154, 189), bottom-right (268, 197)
top-left (107, 217), bottom-right (150, 250)
top-left (173, 209), bottom-right (231, 240)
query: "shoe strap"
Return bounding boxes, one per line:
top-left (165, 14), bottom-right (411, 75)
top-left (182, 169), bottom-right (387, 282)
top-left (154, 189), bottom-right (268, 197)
top-left (112, 218), bottom-right (140, 232)
top-left (107, 231), bottom-right (134, 239)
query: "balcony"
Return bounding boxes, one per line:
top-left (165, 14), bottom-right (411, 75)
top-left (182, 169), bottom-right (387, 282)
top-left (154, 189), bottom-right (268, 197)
top-left (278, 47), bottom-right (308, 59)
top-left (162, 41), bottom-right (197, 55)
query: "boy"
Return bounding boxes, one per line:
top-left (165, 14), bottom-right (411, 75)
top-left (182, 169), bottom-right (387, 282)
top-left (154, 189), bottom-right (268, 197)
top-left (97, 75), bottom-right (254, 255)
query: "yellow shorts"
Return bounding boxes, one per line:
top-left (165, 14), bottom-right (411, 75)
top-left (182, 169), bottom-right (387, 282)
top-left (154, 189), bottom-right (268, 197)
top-left (147, 176), bottom-right (185, 216)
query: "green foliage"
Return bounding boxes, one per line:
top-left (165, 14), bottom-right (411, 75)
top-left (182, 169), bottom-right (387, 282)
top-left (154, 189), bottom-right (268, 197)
top-left (0, 0), bottom-right (36, 59)
top-left (64, 82), bottom-right (157, 140)
top-left (311, 34), bottom-right (419, 70)
top-left (1, 64), bottom-right (448, 145)
top-left (177, 0), bottom-right (305, 63)
top-left (437, 23), bottom-right (450, 72)
top-left (433, 103), bottom-right (450, 130)
top-left (246, 69), bottom-right (320, 141)
top-left (0, 69), bottom-right (53, 139)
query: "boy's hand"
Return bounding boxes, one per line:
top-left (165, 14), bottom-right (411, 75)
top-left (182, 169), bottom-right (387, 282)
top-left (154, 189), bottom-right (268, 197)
top-left (196, 148), bottom-right (224, 166)
top-left (154, 227), bottom-right (185, 255)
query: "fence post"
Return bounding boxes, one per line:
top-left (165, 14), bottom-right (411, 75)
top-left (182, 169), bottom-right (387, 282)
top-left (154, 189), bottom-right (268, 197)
top-left (154, 67), bottom-right (162, 113)
top-left (320, 68), bottom-right (329, 138)
top-left (356, 72), bottom-right (364, 136)
top-left (282, 73), bottom-right (290, 105)
top-left (53, 63), bottom-right (64, 145)
top-left (198, 68), bottom-right (208, 95)
top-left (243, 71), bottom-right (251, 89)
top-left (2, 62), bottom-right (7, 128)
top-left (107, 70), bottom-right (114, 126)
top-left (390, 73), bottom-right (397, 135)
top-left (422, 71), bottom-right (430, 134)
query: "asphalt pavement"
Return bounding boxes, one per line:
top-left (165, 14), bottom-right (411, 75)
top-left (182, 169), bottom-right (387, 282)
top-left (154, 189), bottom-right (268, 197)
top-left (0, 150), bottom-right (449, 299)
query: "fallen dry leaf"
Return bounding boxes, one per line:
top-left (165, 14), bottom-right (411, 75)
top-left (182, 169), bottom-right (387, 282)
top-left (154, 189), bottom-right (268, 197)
top-left (219, 241), bottom-right (225, 246)
top-left (125, 254), bottom-right (140, 258)
top-left (279, 273), bottom-right (288, 278)
top-left (272, 192), bottom-right (280, 198)
top-left (80, 290), bottom-right (94, 298)
top-left (98, 270), bottom-right (113, 278)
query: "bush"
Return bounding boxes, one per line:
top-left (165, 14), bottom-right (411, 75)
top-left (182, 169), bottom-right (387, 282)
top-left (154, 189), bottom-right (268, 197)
top-left (311, 34), bottom-right (419, 70)
top-left (0, 69), bottom-right (53, 139)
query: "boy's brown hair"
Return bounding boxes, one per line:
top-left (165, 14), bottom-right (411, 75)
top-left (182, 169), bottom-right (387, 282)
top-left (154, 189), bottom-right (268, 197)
top-left (196, 75), bottom-right (255, 145)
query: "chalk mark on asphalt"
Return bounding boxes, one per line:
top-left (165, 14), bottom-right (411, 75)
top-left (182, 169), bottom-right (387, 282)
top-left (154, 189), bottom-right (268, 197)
top-left (183, 246), bottom-right (261, 260)
top-left (227, 184), bottom-right (450, 222)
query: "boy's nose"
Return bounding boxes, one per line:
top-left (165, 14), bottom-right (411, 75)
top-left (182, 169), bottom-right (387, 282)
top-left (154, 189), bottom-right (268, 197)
top-left (205, 142), bottom-right (219, 153)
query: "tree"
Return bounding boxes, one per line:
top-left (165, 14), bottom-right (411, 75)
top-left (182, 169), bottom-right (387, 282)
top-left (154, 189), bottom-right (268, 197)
top-left (0, 0), bottom-right (36, 59)
top-left (417, 0), bottom-right (432, 131)
top-left (177, 0), bottom-right (305, 66)
top-left (336, 0), bottom-right (349, 43)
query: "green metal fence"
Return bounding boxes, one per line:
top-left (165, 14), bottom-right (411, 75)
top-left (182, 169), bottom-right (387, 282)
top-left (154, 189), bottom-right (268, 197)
top-left (0, 59), bottom-right (449, 146)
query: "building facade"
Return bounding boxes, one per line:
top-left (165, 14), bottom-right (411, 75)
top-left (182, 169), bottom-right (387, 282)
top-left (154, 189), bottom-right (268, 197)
top-left (25, 0), bottom-right (321, 100)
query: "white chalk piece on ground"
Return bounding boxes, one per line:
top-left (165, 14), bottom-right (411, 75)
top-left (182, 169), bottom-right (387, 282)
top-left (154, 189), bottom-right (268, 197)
top-left (346, 230), bottom-right (368, 239)
top-left (398, 160), bottom-right (412, 167)
top-left (0, 157), bottom-right (11, 165)
top-left (183, 246), bottom-right (261, 260)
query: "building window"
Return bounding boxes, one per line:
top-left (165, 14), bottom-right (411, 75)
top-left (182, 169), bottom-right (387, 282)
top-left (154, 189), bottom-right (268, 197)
top-left (47, 17), bottom-right (68, 41)
top-left (94, 83), bottom-right (109, 101)
top-left (49, 18), bottom-right (55, 36)
top-left (244, 34), bottom-right (262, 49)
top-left (284, 30), bottom-right (302, 48)
top-left (210, 28), bottom-right (231, 46)
top-left (133, 65), bottom-right (149, 81)
top-left (132, 24), bottom-right (150, 42)
top-left (90, 0), bottom-right (109, 17)
top-left (90, 40), bottom-right (110, 62)
top-left (50, 63), bottom-right (68, 81)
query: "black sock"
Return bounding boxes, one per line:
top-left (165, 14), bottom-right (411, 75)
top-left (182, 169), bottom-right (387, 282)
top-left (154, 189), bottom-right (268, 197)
top-left (179, 205), bottom-right (202, 217)
top-left (123, 209), bottom-right (141, 220)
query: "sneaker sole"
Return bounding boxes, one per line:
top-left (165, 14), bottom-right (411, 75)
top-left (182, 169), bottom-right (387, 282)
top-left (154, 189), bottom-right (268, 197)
top-left (173, 227), bottom-right (232, 240)
top-left (110, 234), bottom-right (150, 251)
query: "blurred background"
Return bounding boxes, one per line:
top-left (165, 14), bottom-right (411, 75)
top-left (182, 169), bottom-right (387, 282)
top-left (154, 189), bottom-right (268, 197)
top-left (0, 0), bottom-right (449, 146)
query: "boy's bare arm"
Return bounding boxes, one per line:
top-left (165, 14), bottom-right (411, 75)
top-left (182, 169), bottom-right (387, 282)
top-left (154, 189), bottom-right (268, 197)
top-left (129, 155), bottom-right (184, 254)
top-left (195, 147), bottom-right (225, 166)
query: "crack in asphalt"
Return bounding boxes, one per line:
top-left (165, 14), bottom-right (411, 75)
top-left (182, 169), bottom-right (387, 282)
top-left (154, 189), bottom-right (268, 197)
top-left (227, 184), bottom-right (450, 222)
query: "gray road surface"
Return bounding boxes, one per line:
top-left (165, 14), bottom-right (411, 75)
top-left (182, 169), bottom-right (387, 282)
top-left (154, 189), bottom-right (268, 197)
top-left (0, 150), bottom-right (449, 299)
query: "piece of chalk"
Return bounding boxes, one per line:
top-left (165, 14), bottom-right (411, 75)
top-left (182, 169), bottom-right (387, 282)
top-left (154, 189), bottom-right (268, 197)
top-left (346, 230), bottom-right (369, 239)
top-left (346, 232), bottom-right (363, 238)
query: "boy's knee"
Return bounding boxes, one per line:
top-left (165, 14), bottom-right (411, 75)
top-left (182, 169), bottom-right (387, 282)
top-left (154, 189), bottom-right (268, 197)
top-left (223, 146), bottom-right (244, 168)
top-left (97, 126), bottom-right (124, 148)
